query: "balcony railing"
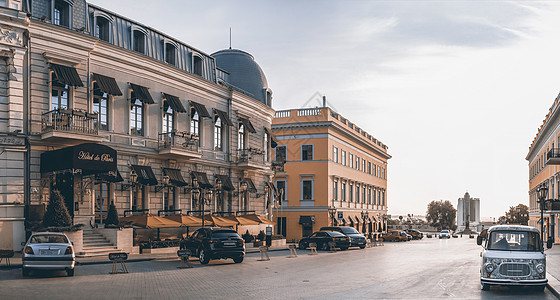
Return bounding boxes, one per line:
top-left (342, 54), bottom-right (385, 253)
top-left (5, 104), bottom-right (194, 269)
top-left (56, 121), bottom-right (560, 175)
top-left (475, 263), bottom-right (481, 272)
top-left (41, 108), bottom-right (99, 135)
top-left (158, 131), bottom-right (199, 152)
top-left (236, 148), bottom-right (266, 166)
top-left (272, 160), bottom-right (285, 173)
top-left (546, 148), bottom-right (560, 165)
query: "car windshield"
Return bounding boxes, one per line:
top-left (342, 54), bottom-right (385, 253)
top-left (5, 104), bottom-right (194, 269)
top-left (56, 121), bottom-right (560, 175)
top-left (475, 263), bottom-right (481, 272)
top-left (441, 230), bottom-right (449, 233)
top-left (30, 234), bottom-right (68, 244)
top-left (211, 231), bottom-right (240, 239)
top-left (327, 232), bottom-right (345, 237)
top-left (488, 230), bottom-right (541, 251)
top-left (340, 227), bottom-right (360, 234)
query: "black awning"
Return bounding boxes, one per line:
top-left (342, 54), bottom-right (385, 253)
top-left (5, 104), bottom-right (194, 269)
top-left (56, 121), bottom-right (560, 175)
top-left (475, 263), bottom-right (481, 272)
top-left (242, 178), bottom-right (257, 193)
top-left (50, 63), bottom-right (84, 87)
top-left (192, 171), bottom-right (213, 189)
top-left (40, 143), bottom-right (117, 174)
top-left (163, 93), bottom-right (186, 113)
top-left (92, 73), bottom-right (122, 96)
top-left (239, 118), bottom-right (256, 133)
top-left (163, 168), bottom-right (187, 187)
top-left (214, 109), bottom-right (233, 126)
top-left (130, 83), bottom-right (154, 104)
top-left (215, 174), bottom-right (235, 191)
top-left (299, 216), bottom-right (314, 225)
top-left (190, 101), bottom-right (211, 118)
top-left (264, 127), bottom-right (278, 148)
top-left (131, 165), bottom-right (158, 186)
top-left (96, 169), bottom-right (123, 183)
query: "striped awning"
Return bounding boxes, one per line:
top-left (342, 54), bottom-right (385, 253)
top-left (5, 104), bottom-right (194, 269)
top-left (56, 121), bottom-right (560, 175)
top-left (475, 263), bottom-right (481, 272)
top-left (92, 73), bottom-right (122, 96)
top-left (239, 117), bottom-right (256, 133)
top-left (214, 174), bottom-right (235, 191)
top-left (131, 165), bottom-right (158, 186)
top-left (130, 83), bottom-right (154, 104)
top-left (191, 171), bottom-right (213, 189)
top-left (242, 178), bottom-right (257, 193)
top-left (190, 101), bottom-right (211, 118)
top-left (50, 63), bottom-right (83, 87)
top-left (163, 168), bottom-right (187, 187)
top-left (214, 109), bottom-right (233, 126)
top-left (163, 93), bottom-right (186, 113)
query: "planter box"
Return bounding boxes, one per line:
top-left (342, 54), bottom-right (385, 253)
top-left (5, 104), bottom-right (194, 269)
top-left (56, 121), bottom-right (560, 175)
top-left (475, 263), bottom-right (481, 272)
top-left (94, 228), bottom-right (133, 253)
top-left (141, 246), bottom-right (179, 254)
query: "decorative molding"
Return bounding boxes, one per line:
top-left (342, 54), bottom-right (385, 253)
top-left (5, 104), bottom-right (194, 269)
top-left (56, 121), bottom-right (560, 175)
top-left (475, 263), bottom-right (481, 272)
top-left (42, 51), bottom-right (84, 66)
top-left (0, 27), bottom-right (22, 47)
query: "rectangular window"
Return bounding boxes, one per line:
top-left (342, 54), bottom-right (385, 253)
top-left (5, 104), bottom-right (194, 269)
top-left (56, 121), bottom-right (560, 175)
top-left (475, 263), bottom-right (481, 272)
top-left (163, 99), bottom-right (174, 134)
top-left (165, 44), bottom-right (176, 65)
top-left (130, 98), bottom-right (143, 136)
top-left (238, 123), bottom-right (246, 150)
top-left (349, 154), bottom-right (354, 168)
top-left (377, 166), bottom-right (381, 177)
top-left (302, 179), bottom-right (313, 200)
top-left (190, 107), bottom-right (200, 137)
top-left (356, 156), bottom-right (360, 170)
top-left (349, 183), bottom-right (353, 203)
top-left (53, 0), bottom-right (70, 27)
top-left (362, 159), bottom-right (366, 173)
top-left (301, 144), bottom-right (313, 161)
top-left (341, 182), bottom-right (346, 202)
top-left (362, 187), bottom-right (366, 203)
top-left (276, 180), bottom-right (286, 204)
top-left (382, 191), bottom-right (385, 206)
top-left (275, 146), bottom-right (287, 162)
top-left (368, 188), bottom-right (372, 204)
top-left (341, 150), bottom-right (346, 166)
top-left (368, 162), bottom-right (372, 174)
top-left (333, 146), bottom-right (338, 163)
top-left (356, 185), bottom-right (360, 204)
top-left (373, 189), bottom-right (377, 205)
top-left (214, 116), bottom-right (223, 150)
top-left (93, 83), bottom-right (108, 131)
top-left (133, 30), bottom-right (145, 54)
top-left (382, 168), bottom-right (386, 179)
top-left (333, 179), bottom-right (338, 201)
top-left (51, 77), bottom-right (69, 110)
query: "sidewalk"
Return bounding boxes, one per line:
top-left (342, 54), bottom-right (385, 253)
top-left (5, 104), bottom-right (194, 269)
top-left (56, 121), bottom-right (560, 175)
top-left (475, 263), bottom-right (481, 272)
top-left (0, 246), bottom-right (289, 268)
top-left (546, 245), bottom-right (560, 298)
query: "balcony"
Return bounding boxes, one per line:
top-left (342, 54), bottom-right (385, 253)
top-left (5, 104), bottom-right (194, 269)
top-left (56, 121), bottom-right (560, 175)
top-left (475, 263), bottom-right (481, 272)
top-left (158, 131), bottom-right (202, 159)
top-left (272, 160), bottom-right (286, 174)
top-left (41, 108), bottom-right (103, 142)
top-left (547, 148), bottom-right (560, 165)
top-left (234, 148), bottom-right (270, 170)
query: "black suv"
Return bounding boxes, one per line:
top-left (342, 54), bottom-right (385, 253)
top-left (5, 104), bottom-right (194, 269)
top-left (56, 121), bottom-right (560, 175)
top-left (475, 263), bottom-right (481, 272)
top-left (320, 226), bottom-right (367, 249)
top-left (181, 228), bottom-right (245, 264)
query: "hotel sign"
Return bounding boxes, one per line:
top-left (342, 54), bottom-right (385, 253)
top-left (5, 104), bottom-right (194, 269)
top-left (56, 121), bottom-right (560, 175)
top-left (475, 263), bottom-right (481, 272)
top-left (0, 136), bottom-right (25, 146)
top-left (40, 143), bottom-right (117, 174)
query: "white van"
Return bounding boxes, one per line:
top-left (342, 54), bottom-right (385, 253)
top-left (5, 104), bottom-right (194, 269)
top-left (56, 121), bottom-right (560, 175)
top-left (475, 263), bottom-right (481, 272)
top-left (477, 225), bottom-right (550, 291)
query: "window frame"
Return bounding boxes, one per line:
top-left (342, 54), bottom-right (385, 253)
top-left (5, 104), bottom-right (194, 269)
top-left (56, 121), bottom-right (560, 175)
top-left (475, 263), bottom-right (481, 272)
top-left (301, 144), bottom-right (313, 161)
top-left (214, 115), bottom-right (223, 151)
top-left (131, 25), bottom-right (148, 54)
top-left (238, 122), bottom-right (246, 150)
top-left (130, 90), bottom-right (144, 136)
top-left (52, 0), bottom-right (71, 28)
top-left (301, 178), bottom-right (314, 201)
top-left (93, 12), bottom-right (113, 43)
top-left (92, 82), bottom-right (109, 131)
top-left (51, 71), bottom-right (70, 110)
top-left (275, 145), bottom-right (287, 162)
top-left (276, 180), bottom-right (287, 204)
top-left (333, 146), bottom-right (338, 163)
top-left (162, 98), bottom-right (174, 134)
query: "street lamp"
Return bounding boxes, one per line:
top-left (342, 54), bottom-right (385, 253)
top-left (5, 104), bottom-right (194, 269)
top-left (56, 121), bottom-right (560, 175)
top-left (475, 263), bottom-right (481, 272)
top-left (215, 178), bottom-right (223, 211)
top-left (328, 206), bottom-right (337, 226)
top-left (537, 183), bottom-right (549, 243)
top-left (240, 181), bottom-right (248, 211)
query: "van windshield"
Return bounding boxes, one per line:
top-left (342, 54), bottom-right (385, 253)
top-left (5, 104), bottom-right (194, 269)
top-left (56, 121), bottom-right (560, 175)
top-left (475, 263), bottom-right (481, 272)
top-left (488, 230), bottom-right (542, 252)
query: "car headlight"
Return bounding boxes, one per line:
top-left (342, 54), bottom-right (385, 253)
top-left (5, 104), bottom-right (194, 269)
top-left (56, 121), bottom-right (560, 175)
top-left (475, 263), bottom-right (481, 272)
top-left (536, 264), bottom-right (545, 274)
top-left (484, 263), bottom-right (495, 273)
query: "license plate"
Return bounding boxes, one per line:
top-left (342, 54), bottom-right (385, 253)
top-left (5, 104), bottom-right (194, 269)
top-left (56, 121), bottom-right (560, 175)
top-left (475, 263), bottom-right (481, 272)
top-left (40, 250), bottom-right (59, 255)
top-left (223, 242), bottom-right (236, 246)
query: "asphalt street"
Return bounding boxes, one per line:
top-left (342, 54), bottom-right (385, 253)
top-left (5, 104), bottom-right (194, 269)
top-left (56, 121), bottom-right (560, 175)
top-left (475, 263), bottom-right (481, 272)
top-left (0, 237), bottom-right (555, 299)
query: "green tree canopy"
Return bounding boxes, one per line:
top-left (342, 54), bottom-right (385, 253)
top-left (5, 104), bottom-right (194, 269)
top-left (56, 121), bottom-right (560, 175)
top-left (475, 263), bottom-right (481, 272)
top-left (502, 204), bottom-right (529, 225)
top-left (43, 190), bottom-right (72, 228)
top-left (426, 200), bottom-right (457, 231)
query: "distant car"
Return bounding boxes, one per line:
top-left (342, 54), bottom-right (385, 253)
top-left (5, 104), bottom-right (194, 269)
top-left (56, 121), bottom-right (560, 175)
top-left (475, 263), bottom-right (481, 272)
top-left (182, 227), bottom-right (245, 264)
top-left (439, 230), bottom-right (451, 239)
top-left (21, 232), bottom-right (76, 277)
top-left (298, 231), bottom-right (350, 251)
top-left (320, 226), bottom-right (367, 249)
top-left (404, 229), bottom-right (424, 240)
top-left (381, 231), bottom-right (408, 242)
top-left (403, 232), bottom-right (412, 241)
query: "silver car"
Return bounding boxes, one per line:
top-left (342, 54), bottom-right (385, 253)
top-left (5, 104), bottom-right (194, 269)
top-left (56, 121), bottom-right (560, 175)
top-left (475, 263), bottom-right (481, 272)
top-left (21, 232), bottom-right (76, 277)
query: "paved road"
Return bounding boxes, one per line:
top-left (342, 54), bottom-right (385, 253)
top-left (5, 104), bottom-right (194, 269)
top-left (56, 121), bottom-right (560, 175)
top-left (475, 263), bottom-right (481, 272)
top-left (0, 237), bottom-right (555, 299)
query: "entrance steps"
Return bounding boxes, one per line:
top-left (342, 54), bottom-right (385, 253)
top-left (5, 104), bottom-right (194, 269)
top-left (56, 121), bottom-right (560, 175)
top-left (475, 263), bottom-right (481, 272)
top-left (77, 230), bottom-right (121, 258)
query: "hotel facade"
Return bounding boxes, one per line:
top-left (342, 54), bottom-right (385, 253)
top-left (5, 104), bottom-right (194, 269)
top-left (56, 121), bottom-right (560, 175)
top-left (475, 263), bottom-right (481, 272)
top-left (272, 105), bottom-right (391, 241)
top-left (0, 0), bottom-right (277, 251)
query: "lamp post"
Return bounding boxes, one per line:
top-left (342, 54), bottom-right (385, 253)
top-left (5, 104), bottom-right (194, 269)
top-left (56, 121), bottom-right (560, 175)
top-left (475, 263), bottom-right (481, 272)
top-left (361, 210), bottom-right (369, 234)
top-left (240, 181), bottom-right (248, 211)
top-left (216, 179), bottom-right (223, 211)
top-left (328, 206), bottom-right (337, 226)
top-left (537, 183), bottom-right (549, 244)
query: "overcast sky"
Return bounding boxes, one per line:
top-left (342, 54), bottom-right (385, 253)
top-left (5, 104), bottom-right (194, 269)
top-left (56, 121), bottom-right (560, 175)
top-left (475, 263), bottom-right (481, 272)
top-left (89, 0), bottom-right (560, 218)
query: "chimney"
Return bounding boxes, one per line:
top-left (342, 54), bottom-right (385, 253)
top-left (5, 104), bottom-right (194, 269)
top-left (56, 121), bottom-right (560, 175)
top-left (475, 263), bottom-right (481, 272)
top-left (322, 96), bottom-right (327, 108)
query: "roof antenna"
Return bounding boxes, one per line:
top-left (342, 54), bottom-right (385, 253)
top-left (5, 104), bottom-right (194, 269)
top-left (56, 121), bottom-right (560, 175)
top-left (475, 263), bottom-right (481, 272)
top-left (229, 27), bottom-right (232, 49)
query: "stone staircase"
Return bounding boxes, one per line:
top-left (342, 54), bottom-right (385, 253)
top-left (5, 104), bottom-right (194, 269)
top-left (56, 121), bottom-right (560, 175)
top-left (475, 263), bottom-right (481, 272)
top-left (77, 230), bottom-right (121, 258)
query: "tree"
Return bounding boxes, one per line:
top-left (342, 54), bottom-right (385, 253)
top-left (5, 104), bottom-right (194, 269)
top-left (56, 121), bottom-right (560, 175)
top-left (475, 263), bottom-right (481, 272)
top-left (503, 204), bottom-right (529, 225)
top-left (43, 190), bottom-right (72, 228)
top-left (426, 200), bottom-right (457, 231)
top-left (105, 201), bottom-right (119, 226)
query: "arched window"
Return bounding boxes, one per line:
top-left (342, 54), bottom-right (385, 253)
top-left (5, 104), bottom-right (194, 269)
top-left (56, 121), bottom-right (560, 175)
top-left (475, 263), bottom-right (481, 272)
top-left (131, 26), bottom-right (147, 54)
top-left (193, 55), bottom-right (203, 76)
top-left (214, 116), bottom-right (222, 150)
top-left (94, 14), bottom-right (113, 43)
top-left (53, 0), bottom-right (71, 27)
top-left (164, 42), bottom-right (176, 65)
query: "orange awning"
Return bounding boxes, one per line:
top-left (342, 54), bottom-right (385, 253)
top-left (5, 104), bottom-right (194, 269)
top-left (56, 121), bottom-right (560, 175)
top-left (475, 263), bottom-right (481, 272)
top-left (164, 214), bottom-right (203, 227)
top-left (121, 214), bottom-right (182, 228)
top-left (224, 215), bottom-right (260, 226)
top-left (243, 214), bottom-right (275, 225)
top-left (203, 215), bottom-right (238, 227)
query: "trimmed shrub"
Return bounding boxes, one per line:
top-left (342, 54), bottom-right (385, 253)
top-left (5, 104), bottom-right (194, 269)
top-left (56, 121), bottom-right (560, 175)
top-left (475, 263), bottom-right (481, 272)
top-left (105, 201), bottom-right (119, 226)
top-left (43, 190), bottom-right (72, 228)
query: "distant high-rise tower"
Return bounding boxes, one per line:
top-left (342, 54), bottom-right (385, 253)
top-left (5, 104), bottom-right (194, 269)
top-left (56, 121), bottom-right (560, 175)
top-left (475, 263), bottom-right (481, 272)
top-left (457, 192), bottom-right (480, 231)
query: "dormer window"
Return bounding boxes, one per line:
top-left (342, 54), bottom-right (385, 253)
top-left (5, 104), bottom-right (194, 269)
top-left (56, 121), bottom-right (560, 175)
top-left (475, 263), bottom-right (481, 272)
top-left (133, 30), bottom-right (145, 54)
top-left (53, 0), bottom-right (71, 28)
top-left (164, 42), bottom-right (176, 65)
top-left (95, 18), bottom-right (110, 42)
top-left (193, 55), bottom-right (203, 76)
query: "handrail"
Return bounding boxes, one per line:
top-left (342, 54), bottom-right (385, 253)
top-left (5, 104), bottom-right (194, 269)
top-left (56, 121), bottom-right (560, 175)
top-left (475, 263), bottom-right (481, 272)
top-left (41, 108), bottom-right (99, 135)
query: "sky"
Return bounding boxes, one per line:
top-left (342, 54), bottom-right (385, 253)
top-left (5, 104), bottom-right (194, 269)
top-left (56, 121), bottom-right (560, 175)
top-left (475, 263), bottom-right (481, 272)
top-left (89, 0), bottom-right (560, 218)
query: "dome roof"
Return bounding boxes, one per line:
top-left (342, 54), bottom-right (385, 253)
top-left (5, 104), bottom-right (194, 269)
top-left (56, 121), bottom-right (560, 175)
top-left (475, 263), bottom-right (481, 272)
top-left (212, 49), bottom-right (271, 106)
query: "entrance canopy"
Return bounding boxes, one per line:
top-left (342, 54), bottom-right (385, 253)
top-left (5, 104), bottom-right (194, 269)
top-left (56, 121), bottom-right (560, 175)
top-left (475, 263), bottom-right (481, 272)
top-left (40, 143), bottom-right (117, 175)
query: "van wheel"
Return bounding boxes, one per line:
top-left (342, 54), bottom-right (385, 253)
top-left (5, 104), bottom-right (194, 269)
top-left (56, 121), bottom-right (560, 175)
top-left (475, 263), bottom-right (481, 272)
top-left (480, 282), bottom-right (490, 291)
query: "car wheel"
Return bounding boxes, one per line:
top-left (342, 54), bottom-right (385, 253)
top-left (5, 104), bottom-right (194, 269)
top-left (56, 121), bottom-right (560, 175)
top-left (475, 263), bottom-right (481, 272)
top-left (321, 242), bottom-right (329, 251)
top-left (298, 241), bottom-right (306, 250)
top-left (22, 267), bottom-right (29, 277)
top-left (533, 285), bottom-right (546, 292)
top-left (66, 268), bottom-right (74, 277)
top-left (233, 256), bottom-right (244, 263)
top-left (359, 245), bottom-right (366, 249)
top-left (199, 249), bottom-right (210, 265)
top-left (480, 282), bottom-right (490, 291)
top-left (341, 247), bottom-right (349, 251)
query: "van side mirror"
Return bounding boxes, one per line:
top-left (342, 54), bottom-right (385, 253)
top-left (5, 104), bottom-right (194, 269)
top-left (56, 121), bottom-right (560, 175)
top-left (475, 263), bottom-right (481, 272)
top-left (547, 239), bottom-right (553, 249)
top-left (476, 236), bottom-right (483, 245)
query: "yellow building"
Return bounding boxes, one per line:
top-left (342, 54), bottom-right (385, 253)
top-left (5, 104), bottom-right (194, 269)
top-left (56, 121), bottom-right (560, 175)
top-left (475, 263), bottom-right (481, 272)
top-left (272, 106), bottom-right (391, 241)
top-left (527, 95), bottom-right (560, 244)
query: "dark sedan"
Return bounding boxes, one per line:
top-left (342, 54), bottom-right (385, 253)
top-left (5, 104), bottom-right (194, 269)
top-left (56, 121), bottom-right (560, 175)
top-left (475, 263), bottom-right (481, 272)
top-left (298, 231), bottom-right (350, 251)
top-left (181, 227), bottom-right (245, 264)
top-left (320, 226), bottom-right (367, 249)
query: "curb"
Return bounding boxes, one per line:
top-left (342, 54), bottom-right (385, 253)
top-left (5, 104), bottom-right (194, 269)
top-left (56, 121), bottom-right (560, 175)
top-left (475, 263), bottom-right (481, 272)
top-left (547, 272), bottom-right (560, 299)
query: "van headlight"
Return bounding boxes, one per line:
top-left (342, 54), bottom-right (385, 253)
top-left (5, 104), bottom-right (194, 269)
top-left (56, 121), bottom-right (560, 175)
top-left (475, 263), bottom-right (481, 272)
top-left (484, 263), bottom-right (495, 273)
top-left (536, 264), bottom-right (545, 274)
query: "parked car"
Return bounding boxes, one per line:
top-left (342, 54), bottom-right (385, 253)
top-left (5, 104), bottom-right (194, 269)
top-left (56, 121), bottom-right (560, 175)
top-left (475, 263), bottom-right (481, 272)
top-left (477, 225), bottom-right (549, 291)
top-left (381, 231), bottom-right (408, 242)
top-left (21, 232), bottom-right (75, 277)
top-left (298, 231), bottom-right (350, 251)
top-left (181, 227), bottom-right (245, 264)
top-left (320, 226), bottom-right (367, 249)
top-left (404, 232), bottom-right (412, 241)
top-left (404, 229), bottom-right (424, 240)
top-left (439, 230), bottom-right (451, 239)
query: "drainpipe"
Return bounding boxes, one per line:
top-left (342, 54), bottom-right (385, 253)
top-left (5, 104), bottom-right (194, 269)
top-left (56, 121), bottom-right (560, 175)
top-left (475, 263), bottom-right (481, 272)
top-left (24, 29), bottom-right (30, 207)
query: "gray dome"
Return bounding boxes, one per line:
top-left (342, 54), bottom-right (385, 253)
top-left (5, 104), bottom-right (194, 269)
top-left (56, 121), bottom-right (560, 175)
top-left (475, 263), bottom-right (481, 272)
top-left (212, 49), bottom-right (271, 106)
